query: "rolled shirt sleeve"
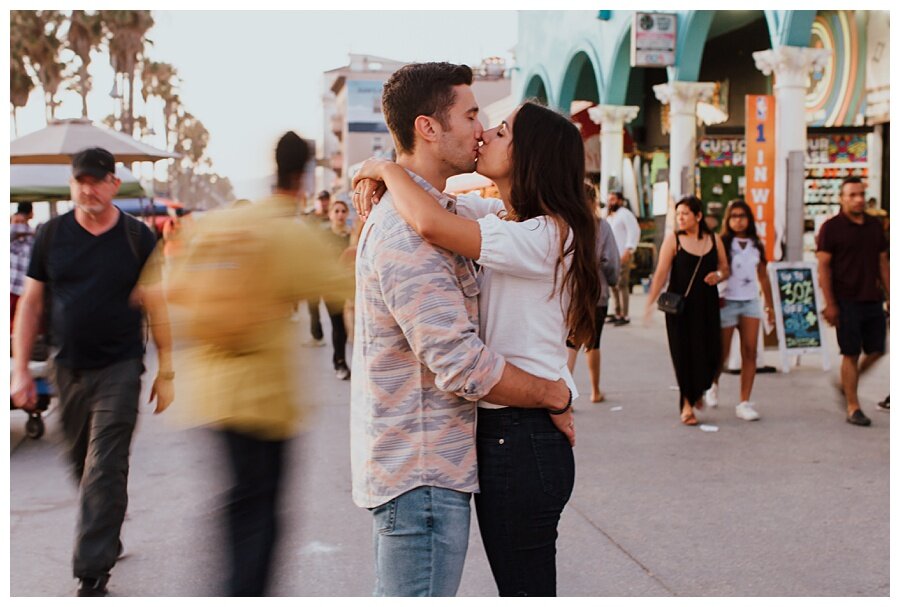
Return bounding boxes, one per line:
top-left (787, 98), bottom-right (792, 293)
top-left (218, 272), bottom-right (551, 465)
top-left (476, 214), bottom-right (564, 281)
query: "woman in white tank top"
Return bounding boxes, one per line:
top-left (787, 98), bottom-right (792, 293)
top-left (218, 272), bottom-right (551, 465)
top-left (706, 199), bottom-right (776, 421)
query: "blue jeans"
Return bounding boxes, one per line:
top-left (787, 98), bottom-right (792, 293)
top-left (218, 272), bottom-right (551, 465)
top-left (370, 486), bottom-right (471, 596)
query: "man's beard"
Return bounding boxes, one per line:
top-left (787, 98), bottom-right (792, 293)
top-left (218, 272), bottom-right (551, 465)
top-left (76, 199), bottom-right (108, 216)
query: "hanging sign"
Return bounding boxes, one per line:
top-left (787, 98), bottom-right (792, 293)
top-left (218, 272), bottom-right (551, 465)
top-left (631, 13), bottom-right (677, 67)
top-left (745, 95), bottom-right (776, 262)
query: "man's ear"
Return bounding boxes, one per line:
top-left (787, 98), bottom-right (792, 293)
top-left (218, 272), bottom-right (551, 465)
top-left (413, 115), bottom-right (440, 144)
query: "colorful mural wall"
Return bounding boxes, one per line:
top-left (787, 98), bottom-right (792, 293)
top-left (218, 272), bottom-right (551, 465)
top-left (805, 10), bottom-right (868, 127)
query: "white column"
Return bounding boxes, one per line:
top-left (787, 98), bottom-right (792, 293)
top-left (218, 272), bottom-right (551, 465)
top-left (653, 81), bottom-right (715, 229)
top-left (867, 124), bottom-right (883, 206)
top-left (753, 46), bottom-right (831, 260)
top-left (587, 104), bottom-right (640, 202)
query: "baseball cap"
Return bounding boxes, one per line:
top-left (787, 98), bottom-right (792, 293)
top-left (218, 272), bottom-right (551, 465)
top-left (317, 190), bottom-right (331, 199)
top-left (72, 147), bottom-right (116, 180)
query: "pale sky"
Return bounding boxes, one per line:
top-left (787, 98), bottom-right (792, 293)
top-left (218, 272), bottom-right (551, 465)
top-left (10, 10), bottom-right (519, 197)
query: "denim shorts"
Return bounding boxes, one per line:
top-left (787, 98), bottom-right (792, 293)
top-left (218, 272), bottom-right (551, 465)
top-left (720, 298), bottom-right (762, 328)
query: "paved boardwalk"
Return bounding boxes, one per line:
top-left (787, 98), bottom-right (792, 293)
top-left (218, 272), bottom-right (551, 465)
top-left (9, 294), bottom-right (890, 596)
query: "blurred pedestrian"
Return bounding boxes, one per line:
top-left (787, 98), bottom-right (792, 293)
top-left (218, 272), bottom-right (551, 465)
top-left (644, 195), bottom-right (729, 425)
top-left (165, 132), bottom-right (353, 596)
top-left (10, 148), bottom-right (173, 597)
top-left (705, 199), bottom-right (775, 421)
top-left (607, 191), bottom-right (640, 326)
top-left (324, 199), bottom-right (352, 379)
top-left (817, 177), bottom-right (889, 426)
top-left (10, 204), bottom-right (35, 331)
top-left (567, 184), bottom-right (620, 403)
top-left (350, 63), bottom-right (572, 597)
top-left (303, 190), bottom-right (334, 345)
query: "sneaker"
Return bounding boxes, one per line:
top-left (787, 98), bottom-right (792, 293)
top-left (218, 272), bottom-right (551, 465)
top-left (303, 337), bottom-right (327, 348)
top-left (335, 366), bottom-right (351, 381)
top-left (735, 401), bottom-right (760, 421)
top-left (613, 317), bottom-right (631, 326)
top-left (876, 396), bottom-right (890, 411)
top-left (77, 576), bottom-right (109, 597)
top-left (705, 384), bottom-right (719, 408)
top-left (846, 409), bottom-right (872, 427)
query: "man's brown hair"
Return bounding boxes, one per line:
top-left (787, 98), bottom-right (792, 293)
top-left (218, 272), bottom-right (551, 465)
top-left (381, 62), bottom-right (473, 155)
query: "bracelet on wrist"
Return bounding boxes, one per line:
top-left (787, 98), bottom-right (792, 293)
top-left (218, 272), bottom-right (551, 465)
top-left (548, 388), bottom-right (573, 415)
top-left (157, 371), bottom-right (175, 380)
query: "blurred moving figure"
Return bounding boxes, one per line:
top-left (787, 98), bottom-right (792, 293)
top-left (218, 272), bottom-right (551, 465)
top-left (817, 177), bottom-right (889, 427)
top-left (11, 148), bottom-right (172, 597)
top-left (323, 198), bottom-right (353, 379)
top-left (567, 185), bottom-right (620, 403)
top-left (303, 190), bottom-right (334, 345)
top-left (10, 203), bottom-right (35, 331)
top-left (164, 132), bottom-right (353, 596)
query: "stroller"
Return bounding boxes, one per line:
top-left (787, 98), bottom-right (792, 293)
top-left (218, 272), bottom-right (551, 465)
top-left (10, 334), bottom-right (55, 440)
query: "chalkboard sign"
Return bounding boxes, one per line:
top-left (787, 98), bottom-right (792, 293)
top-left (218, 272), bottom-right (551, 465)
top-left (768, 261), bottom-right (832, 372)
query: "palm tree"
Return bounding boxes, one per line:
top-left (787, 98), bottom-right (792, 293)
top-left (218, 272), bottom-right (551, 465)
top-left (100, 10), bottom-right (154, 135)
top-left (12, 10), bottom-right (66, 123)
top-left (67, 10), bottom-right (104, 119)
top-left (140, 59), bottom-right (179, 148)
top-left (10, 13), bottom-right (37, 136)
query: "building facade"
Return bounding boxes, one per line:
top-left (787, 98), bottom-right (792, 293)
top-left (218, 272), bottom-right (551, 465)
top-left (512, 10), bottom-right (889, 261)
top-left (319, 54), bottom-right (511, 194)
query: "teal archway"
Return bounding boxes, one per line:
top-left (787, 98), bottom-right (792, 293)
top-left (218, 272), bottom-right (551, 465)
top-left (670, 10), bottom-right (715, 82)
top-left (558, 47), bottom-right (602, 114)
top-left (523, 72), bottom-right (550, 105)
top-left (604, 21), bottom-right (634, 105)
top-left (774, 10), bottom-right (817, 46)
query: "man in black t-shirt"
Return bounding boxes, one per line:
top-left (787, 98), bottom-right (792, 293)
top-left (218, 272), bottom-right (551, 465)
top-left (817, 176), bottom-right (890, 427)
top-left (11, 148), bottom-right (174, 596)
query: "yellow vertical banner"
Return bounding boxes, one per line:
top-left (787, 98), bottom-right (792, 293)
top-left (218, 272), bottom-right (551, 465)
top-left (745, 95), bottom-right (776, 262)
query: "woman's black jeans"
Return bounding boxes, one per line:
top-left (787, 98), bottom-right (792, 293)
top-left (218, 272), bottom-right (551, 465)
top-left (474, 407), bottom-right (575, 597)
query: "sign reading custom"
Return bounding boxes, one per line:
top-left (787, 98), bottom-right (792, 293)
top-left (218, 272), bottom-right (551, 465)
top-left (745, 95), bottom-right (776, 262)
top-left (631, 13), bottom-right (677, 67)
top-left (768, 262), bottom-right (832, 372)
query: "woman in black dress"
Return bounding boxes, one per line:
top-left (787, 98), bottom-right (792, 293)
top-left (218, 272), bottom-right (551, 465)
top-left (644, 196), bottom-right (730, 425)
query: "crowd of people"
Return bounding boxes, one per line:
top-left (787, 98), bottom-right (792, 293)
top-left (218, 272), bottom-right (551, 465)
top-left (9, 60), bottom-right (889, 598)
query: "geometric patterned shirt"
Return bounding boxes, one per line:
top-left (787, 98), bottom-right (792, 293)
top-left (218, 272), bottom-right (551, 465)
top-left (350, 170), bottom-right (506, 509)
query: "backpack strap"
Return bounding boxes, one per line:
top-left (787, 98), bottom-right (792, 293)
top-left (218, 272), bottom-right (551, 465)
top-left (120, 212), bottom-right (145, 262)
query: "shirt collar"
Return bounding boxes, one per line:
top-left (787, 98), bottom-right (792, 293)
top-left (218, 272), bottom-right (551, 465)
top-left (403, 169), bottom-right (457, 214)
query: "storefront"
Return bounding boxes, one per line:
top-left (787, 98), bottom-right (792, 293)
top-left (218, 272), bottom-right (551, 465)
top-left (696, 131), bottom-right (871, 240)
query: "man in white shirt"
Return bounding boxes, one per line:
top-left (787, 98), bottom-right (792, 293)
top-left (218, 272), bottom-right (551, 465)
top-left (606, 191), bottom-right (640, 325)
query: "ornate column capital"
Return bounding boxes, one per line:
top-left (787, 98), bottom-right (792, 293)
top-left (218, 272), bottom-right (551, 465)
top-left (652, 81), bottom-right (716, 116)
top-left (753, 46), bottom-right (832, 89)
top-left (587, 104), bottom-right (640, 127)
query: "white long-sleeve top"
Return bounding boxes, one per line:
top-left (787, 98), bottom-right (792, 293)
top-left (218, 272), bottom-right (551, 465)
top-left (607, 206), bottom-right (640, 257)
top-left (456, 193), bottom-right (579, 409)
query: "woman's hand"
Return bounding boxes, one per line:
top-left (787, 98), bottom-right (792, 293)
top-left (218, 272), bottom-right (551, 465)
top-left (352, 178), bottom-right (385, 220)
top-left (765, 305), bottom-right (776, 327)
top-left (703, 270), bottom-right (723, 285)
top-left (351, 158), bottom-right (391, 219)
top-left (643, 302), bottom-right (655, 327)
top-left (351, 157), bottom-right (393, 188)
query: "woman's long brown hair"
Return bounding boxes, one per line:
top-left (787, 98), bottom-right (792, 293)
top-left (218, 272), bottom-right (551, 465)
top-left (508, 101), bottom-right (600, 348)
